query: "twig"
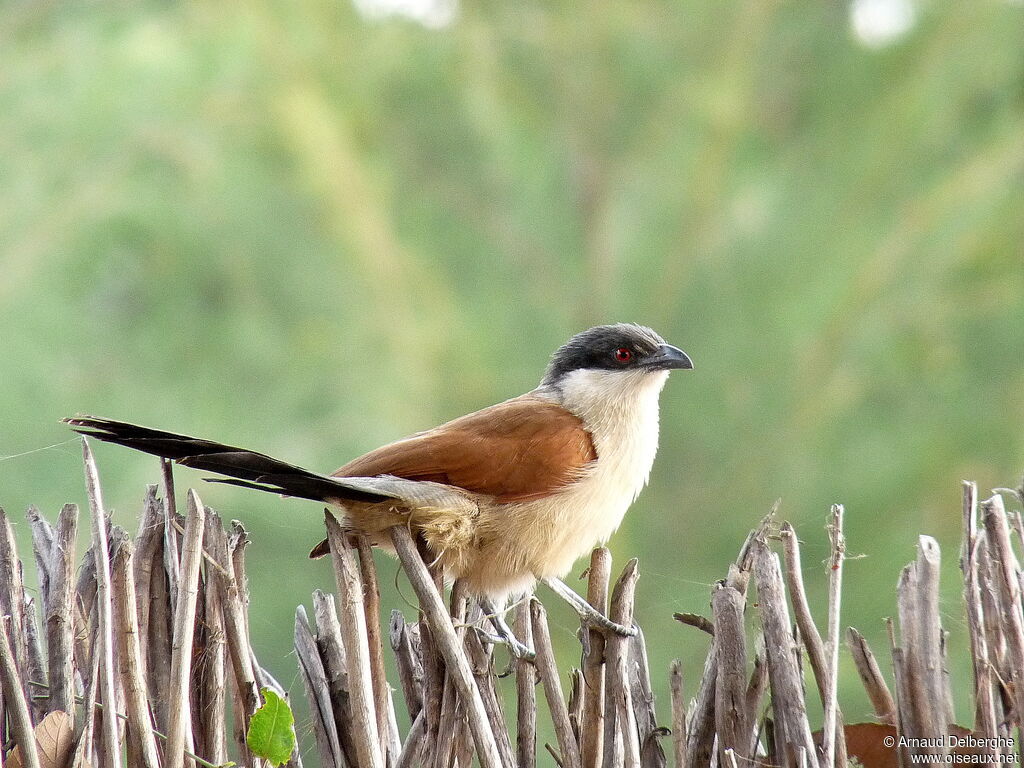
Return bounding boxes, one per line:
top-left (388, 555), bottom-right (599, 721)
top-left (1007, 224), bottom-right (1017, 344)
top-left (603, 559), bottom-right (641, 768)
top-left (111, 533), bottom-right (161, 768)
top-left (779, 523), bottom-right (828, 702)
top-left (50, 503), bottom-right (78, 719)
top-left (199, 508), bottom-right (228, 766)
top-left (531, 599), bottom-right (582, 768)
top-left (295, 604), bottom-right (345, 768)
top-left (627, 625), bottom-right (667, 768)
top-left (0, 615), bottom-right (40, 768)
top-left (325, 512), bottom-right (385, 768)
top-left (314, 591), bottom-right (358, 768)
top-left (465, 609), bottom-right (515, 768)
top-left (132, 486), bottom-right (162, 685)
top-left (0, 508), bottom-right (30, 714)
top-left (823, 505), bottom-right (847, 768)
top-left (395, 711), bottom-right (427, 768)
top-left (81, 438), bottom-right (122, 768)
top-left (514, 600), bottom-right (537, 768)
top-left (390, 524), bottom-right (504, 768)
top-left (582, 547), bottom-right (611, 768)
top-left (24, 596), bottom-right (47, 723)
top-left (165, 489), bottom-right (206, 768)
top-left (712, 582), bottom-right (748, 762)
top-left (669, 660), bottom-right (686, 768)
top-left (389, 610), bottom-right (424, 722)
top-left (752, 538), bottom-right (817, 768)
top-left (961, 482), bottom-right (999, 743)
top-left (161, 459), bottom-right (181, 610)
top-left (846, 628), bottom-right (895, 724)
top-left (672, 613), bottom-right (714, 636)
top-left (356, 535), bottom-right (398, 762)
top-left (981, 494), bottom-right (1024, 740)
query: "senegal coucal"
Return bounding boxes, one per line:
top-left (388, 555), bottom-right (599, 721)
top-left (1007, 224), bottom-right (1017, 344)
top-left (66, 323), bottom-right (692, 617)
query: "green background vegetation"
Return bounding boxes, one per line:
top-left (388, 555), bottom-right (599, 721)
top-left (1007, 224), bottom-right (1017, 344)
top-left (2, 0), bottom-right (1023, 757)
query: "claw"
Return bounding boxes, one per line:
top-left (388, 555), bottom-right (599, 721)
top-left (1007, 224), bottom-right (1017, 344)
top-left (477, 598), bottom-right (536, 661)
top-left (542, 577), bottom-right (638, 637)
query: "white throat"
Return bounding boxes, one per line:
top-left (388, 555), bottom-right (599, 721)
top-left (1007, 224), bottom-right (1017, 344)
top-left (554, 368), bottom-right (668, 494)
top-left (537, 367), bottom-right (668, 569)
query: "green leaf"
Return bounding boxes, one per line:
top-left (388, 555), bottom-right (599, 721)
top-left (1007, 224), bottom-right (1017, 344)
top-left (246, 689), bottom-right (296, 767)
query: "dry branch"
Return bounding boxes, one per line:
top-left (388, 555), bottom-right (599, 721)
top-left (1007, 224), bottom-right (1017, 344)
top-left (164, 489), bottom-right (206, 768)
top-left (390, 524), bottom-right (505, 768)
top-left (325, 513), bottom-right (384, 768)
top-left (582, 547), bottom-right (612, 768)
top-left (81, 439), bottom-right (121, 768)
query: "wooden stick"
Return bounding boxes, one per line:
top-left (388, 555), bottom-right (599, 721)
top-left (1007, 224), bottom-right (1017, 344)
top-left (712, 582), bottom-right (748, 762)
top-left (0, 615), bottom-right (40, 768)
top-left (568, 668), bottom-right (584, 747)
top-left (111, 533), bottom-right (161, 768)
top-left (389, 610), bottom-right (424, 722)
top-left (846, 628), bottom-right (895, 724)
top-left (81, 439), bottom-right (122, 768)
top-left (779, 523), bottom-right (828, 702)
top-left (24, 596), bottom-right (47, 723)
top-left (161, 460), bottom-right (181, 611)
top-left (49, 502), bottom-right (78, 720)
top-left (314, 590), bottom-right (359, 768)
top-left (823, 505), bottom-right (847, 768)
top-left (894, 541), bottom-right (946, 757)
top-left (752, 539), bottom-right (817, 767)
top-left (581, 548), bottom-right (611, 768)
top-left (961, 482), bottom-right (999, 742)
top-left (603, 559), bottom-right (640, 768)
top-left (164, 489), bottom-right (206, 768)
top-left (684, 629), bottom-right (718, 767)
top-left (745, 642), bottom-right (768, 758)
top-left (465, 609), bottom-right (515, 767)
top-left (514, 600), bottom-right (537, 768)
top-left (355, 535), bottom-right (398, 763)
top-left (669, 660), bottom-right (687, 768)
top-left (0, 508), bottom-right (30, 712)
top-left (627, 625), bottom-right (666, 768)
top-left (390, 524), bottom-right (504, 768)
top-left (531, 599), bottom-right (582, 768)
top-left (916, 536), bottom-right (948, 741)
top-left (200, 508), bottom-right (228, 766)
top-left (433, 585), bottom-right (468, 768)
top-left (981, 494), bottom-right (1024, 739)
top-left (133, 486), bottom-right (163, 684)
top-left (26, 508), bottom-right (57, 714)
top-left (296, 604), bottom-right (345, 768)
top-left (395, 711), bottom-right (427, 768)
top-left (325, 513), bottom-right (384, 768)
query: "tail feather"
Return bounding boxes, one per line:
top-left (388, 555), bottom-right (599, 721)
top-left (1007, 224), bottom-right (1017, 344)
top-left (63, 416), bottom-right (392, 504)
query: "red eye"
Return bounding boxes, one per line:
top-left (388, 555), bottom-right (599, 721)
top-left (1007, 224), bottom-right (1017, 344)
top-left (614, 348), bottom-right (632, 363)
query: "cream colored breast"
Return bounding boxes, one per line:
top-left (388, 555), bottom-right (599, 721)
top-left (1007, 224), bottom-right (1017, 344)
top-left (529, 367), bottom-right (667, 575)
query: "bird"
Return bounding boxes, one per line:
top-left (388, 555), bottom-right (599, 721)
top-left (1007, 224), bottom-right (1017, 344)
top-left (66, 323), bottom-right (691, 642)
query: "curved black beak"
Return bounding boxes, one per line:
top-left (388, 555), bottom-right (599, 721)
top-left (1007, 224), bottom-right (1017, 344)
top-left (644, 344), bottom-right (693, 371)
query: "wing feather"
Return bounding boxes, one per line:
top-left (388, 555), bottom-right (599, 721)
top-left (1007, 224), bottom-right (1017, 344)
top-left (332, 393), bottom-right (596, 503)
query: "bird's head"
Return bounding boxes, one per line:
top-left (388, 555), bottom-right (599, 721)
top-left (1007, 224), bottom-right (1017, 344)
top-left (540, 324), bottom-right (692, 405)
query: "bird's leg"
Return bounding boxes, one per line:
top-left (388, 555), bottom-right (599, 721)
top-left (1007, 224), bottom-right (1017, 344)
top-left (476, 598), bottom-right (536, 661)
top-left (542, 577), bottom-right (638, 637)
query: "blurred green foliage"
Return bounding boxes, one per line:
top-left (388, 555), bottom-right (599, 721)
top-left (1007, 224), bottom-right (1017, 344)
top-left (2, 0), bottom-right (1023, 755)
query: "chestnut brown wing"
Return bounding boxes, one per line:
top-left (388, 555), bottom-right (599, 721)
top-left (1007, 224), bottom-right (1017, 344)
top-left (332, 393), bottom-right (596, 503)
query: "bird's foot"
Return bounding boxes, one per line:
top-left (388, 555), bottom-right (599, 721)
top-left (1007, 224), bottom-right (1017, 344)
top-left (476, 598), bottom-right (536, 661)
top-left (541, 577), bottom-right (638, 637)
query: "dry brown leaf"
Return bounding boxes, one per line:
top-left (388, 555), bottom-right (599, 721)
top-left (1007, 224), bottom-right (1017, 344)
top-left (840, 723), bottom-right (899, 768)
top-left (5, 710), bottom-right (75, 768)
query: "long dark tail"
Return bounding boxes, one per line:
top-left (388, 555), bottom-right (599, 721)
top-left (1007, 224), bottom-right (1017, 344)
top-left (64, 416), bottom-right (391, 504)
